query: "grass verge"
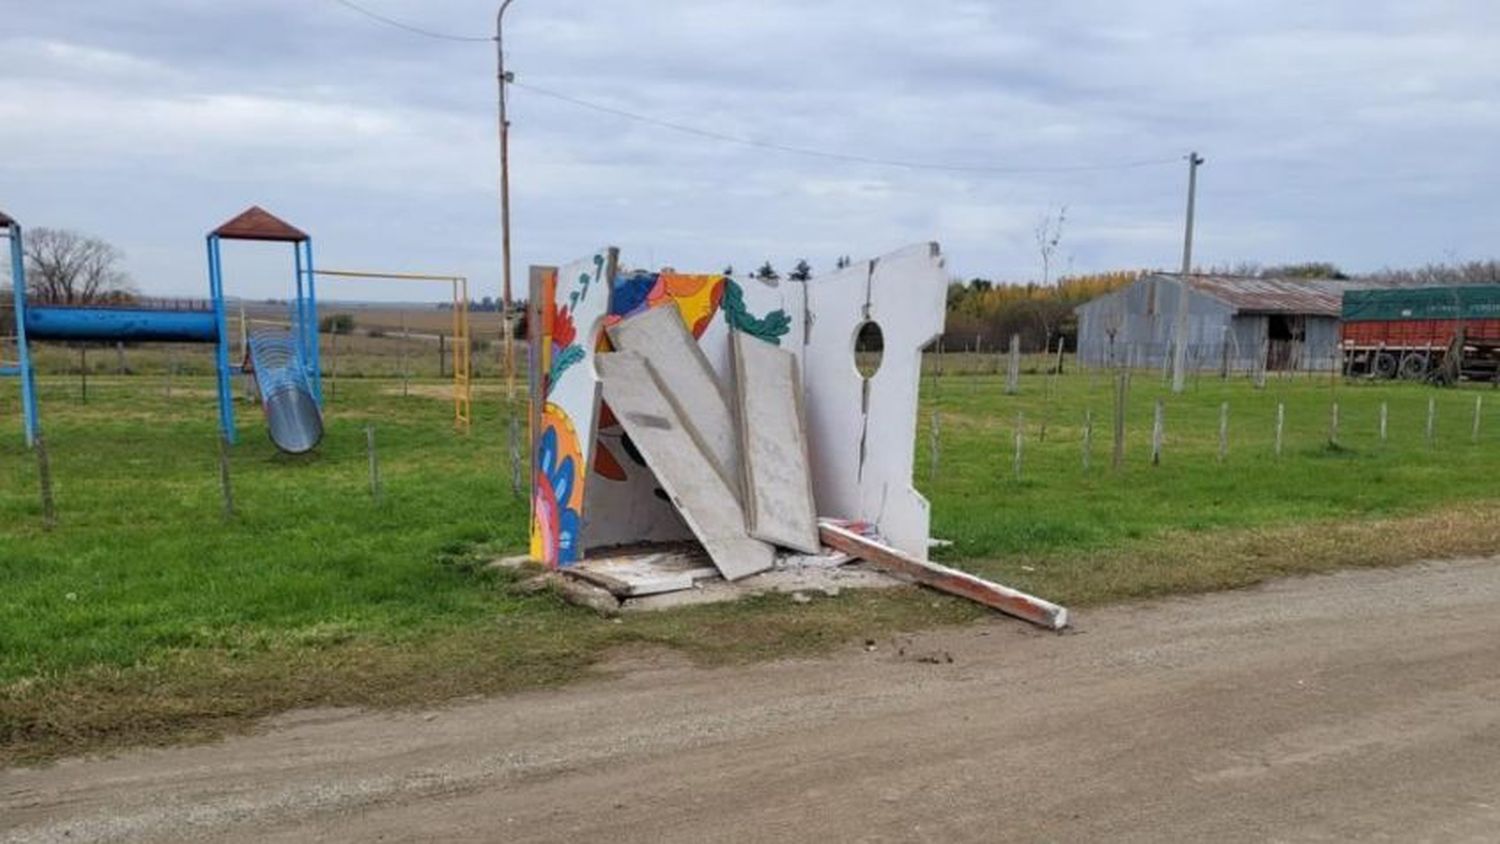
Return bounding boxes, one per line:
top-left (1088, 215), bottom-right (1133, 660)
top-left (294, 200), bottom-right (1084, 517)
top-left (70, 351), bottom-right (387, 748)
top-left (7, 503), bottom-right (1500, 767)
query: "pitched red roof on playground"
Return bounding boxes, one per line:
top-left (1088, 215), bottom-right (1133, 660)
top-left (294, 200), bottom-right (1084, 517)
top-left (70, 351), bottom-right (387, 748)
top-left (213, 206), bottom-right (307, 242)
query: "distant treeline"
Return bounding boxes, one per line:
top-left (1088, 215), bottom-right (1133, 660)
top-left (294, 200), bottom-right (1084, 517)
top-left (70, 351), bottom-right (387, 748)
top-left (942, 271), bottom-right (1141, 353)
top-left (940, 260), bottom-right (1500, 354)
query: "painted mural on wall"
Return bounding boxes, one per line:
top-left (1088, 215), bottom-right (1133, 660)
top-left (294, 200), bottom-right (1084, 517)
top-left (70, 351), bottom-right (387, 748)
top-left (529, 245), bottom-right (944, 563)
top-left (529, 249), bottom-right (616, 567)
top-left (580, 270), bottom-right (799, 553)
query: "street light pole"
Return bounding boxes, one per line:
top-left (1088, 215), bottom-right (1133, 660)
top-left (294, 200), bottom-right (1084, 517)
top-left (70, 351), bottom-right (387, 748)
top-left (1171, 151), bottom-right (1205, 394)
top-left (496, 0), bottom-right (516, 403)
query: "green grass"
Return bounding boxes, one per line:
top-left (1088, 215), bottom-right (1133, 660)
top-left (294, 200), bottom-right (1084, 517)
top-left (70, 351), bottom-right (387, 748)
top-left (924, 368), bottom-right (1500, 561)
top-left (5, 364), bottom-right (1500, 763)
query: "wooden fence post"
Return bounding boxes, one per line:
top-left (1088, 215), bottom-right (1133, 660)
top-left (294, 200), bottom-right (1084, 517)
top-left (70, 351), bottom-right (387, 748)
top-left (509, 413), bottom-right (524, 497)
top-left (1218, 401), bottom-right (1229, 463)
top-left (1151, 399), bottom-right (1164, 466)
top-left (1473, 396), bottom-right (1483, 443)
top-left (329, 330), bottom-right (339, 401)
top-left (1112, 371), bottom-right (1128, 470)
top-left (1427, 397), bottom-right (1437, 446)
top-left (1083, 409), bottom-right (1094, 472)
top-left (35, 434), bottom-right (56, 530)
top-left (1275, 402), bottom-right (1285, 457)
top-left (366, 425), bottom-right (383, 503)
top-left (929, 410), bottom-right (940, 482)
top-left (1012, 412), bottom-right (1024, 480)
top-left (1329, 401), bottom-right (1340, 448)
top-left (217, 434), bottom-right (235, 521)
top-left (439, 332), bottom-right (447, 379)
top-left (79, 345), bottom-right (88, 403)
top-left (400, 310), bottom-right (410, 398)
top-left (1379, 401), bottom-right (1388, 442)
top-left (1005, 334), bottom-right (1020, 395)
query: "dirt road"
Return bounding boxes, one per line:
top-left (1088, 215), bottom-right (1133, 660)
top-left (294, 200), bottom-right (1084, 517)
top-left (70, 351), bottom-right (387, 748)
top-left (7, 557), bottom-right (1500, 843)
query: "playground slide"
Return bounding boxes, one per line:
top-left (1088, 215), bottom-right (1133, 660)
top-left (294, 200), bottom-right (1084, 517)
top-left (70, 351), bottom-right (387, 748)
top-left (247, 327), bottom-right (323, 454)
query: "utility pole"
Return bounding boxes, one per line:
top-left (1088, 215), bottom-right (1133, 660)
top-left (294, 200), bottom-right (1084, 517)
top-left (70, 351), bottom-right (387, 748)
top-left (1171, 151), bottom-right (1205, 393)
top-left (496, 1), bottom-right (517, 403)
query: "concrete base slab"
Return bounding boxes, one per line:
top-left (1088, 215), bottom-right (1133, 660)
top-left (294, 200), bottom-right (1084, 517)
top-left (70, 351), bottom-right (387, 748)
top-left (620, 563), bottom-right (905, 613)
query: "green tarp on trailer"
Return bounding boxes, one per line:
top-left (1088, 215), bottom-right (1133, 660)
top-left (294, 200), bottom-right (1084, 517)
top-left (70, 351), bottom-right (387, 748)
top-left (1342, 286), bottom-right (1500, 323)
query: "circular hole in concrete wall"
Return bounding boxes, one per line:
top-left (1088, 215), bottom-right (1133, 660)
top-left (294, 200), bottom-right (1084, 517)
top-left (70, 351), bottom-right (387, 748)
top-left (854, 320), bottom-right (884, 379)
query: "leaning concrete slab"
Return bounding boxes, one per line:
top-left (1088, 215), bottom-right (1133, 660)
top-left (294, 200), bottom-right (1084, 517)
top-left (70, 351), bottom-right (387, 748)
top-left (597, 351), bottom-right (775, 581)
top-left (731, 331), bottom-right (821, 554)
top-left (607, 302), bottom-right (742, 496)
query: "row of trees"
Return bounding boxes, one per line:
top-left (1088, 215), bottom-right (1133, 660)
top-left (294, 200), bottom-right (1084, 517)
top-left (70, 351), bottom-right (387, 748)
top-left (943, 271), bottom-right (1141, 353)
top-left (13, 228), bottom-right (137, 306)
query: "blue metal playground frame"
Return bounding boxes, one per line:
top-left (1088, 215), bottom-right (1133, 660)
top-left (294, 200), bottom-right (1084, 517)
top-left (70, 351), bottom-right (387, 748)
top-left (2, 214), bottom-right (39, 446)
top-left (3, 207), bottom-right (320, 449)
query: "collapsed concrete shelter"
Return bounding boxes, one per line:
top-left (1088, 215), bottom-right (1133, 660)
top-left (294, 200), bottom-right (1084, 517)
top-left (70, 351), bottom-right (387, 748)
top-left (527, 244), bottom-right (945, 569)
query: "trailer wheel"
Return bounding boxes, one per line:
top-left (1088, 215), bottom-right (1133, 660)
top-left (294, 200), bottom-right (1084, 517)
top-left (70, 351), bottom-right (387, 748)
top-left (1400, 353), bottom-right (1430, 380)
top-left (1373, 352), bottom-right (1399, 379)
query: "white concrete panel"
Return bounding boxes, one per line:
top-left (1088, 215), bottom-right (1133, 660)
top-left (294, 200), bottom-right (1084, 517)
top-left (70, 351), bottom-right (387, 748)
top-left (860, 244), bottom-right (947, 559)
top-left (802, 243), bottom-right (946, 559)
top-left (597, 352), bottom-right (775, 581)
top-left (608, 302), bottom-right (741, 495)
top-left (732, 331), bottom-right (821, 555)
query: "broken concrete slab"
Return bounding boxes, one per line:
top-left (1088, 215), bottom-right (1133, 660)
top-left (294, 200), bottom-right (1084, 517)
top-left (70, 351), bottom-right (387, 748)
top-left (731, 330), bottom-right (821, 554)
top-left (818, 519), bottom-right (1069, 630)
top-left (607, 302), bottom-right (742, 496)
top-left (567, 551), bottom-right (720, 597)
top-left (596, 351), bottom-right (775, 581)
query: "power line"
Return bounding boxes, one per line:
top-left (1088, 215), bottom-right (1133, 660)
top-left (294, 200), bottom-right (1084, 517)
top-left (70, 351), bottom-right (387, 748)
top-left (323, 0), bottom-right (1181, 175)
top-left (512, 81), bottom-right (1180, 175)
top-left (327, 0), bottom-right (493, 43)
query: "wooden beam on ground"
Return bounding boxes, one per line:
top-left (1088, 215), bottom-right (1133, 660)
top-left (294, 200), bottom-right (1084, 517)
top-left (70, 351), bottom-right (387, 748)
top-left (818, 520), bottom-right (1068, 630)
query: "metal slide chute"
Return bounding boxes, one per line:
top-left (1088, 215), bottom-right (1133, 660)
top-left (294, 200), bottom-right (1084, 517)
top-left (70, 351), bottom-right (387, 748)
top-left (247, 327), bottom-right (323, 453)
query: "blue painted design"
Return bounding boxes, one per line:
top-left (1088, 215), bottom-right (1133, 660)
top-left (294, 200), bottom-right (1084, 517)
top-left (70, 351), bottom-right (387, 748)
top-left (610, 271), bottom-right (657, 319)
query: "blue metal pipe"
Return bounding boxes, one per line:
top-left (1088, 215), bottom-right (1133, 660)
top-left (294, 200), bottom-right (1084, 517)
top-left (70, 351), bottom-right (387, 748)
top-left (25, 307), bottom-right (220, 343)
top-left (207, 235), bottom-right (236, 444)
top-left (7, 225), bottom-right (38, 447)
top-left (302, 238), bottom-right (323, 406)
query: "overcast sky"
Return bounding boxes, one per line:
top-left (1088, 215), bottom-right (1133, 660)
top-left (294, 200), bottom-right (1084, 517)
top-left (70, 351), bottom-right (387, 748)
top-left (2, 0), bottom-right (1497, 301)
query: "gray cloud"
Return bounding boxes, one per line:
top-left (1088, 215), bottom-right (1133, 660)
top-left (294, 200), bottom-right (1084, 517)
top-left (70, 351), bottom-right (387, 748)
top-left (1, 0), bottom-right (1496, 300)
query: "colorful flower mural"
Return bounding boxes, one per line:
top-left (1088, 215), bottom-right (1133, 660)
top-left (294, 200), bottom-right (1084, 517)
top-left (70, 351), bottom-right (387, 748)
top-left (531, 250), bottom-right (612, 568)
top-left (547, 301), bottom-right (584, 388)
top-left (533, 402), bottom-right (584, 566)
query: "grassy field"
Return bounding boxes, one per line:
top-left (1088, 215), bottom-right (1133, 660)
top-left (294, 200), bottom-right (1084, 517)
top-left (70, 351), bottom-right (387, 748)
top-left (5, 362), bottom-right (1500, 763)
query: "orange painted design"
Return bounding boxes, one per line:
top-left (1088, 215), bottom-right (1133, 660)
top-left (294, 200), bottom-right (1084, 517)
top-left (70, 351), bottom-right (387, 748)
top-left (649, 274), bottom-right (726, 339)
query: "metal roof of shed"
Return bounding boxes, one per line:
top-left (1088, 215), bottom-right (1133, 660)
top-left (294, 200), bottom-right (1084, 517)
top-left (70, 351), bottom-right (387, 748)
top-left (1161, 273), bottom-right (1409, 318)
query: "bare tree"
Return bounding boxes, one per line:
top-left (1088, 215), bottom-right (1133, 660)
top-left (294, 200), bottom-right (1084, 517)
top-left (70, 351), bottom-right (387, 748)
top-left (1034, 206), bottom-right (1068, 286)
top-left (23, 228), bottom-right (136, 305)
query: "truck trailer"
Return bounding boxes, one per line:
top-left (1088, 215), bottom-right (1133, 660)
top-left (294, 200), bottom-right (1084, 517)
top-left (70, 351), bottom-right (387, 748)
top-left (1341, 286), bottom-right (1500, 383)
